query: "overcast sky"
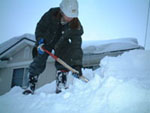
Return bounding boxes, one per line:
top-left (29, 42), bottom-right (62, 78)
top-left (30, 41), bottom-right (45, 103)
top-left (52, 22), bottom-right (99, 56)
top-left (0, 0), bottom-right (149, 48)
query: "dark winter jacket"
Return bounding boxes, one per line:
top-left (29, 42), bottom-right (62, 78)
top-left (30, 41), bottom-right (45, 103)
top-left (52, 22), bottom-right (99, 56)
top-left (35, 7), bottom-right (83, 67)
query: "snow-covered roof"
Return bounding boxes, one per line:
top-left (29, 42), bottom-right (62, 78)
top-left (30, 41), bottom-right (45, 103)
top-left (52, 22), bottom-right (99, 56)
top-left (82, 38), bottom-right (144, 54)
top-left (0, 34), bottom-right (35, 56)
top-left (0, 34), bottom-right (143, 58)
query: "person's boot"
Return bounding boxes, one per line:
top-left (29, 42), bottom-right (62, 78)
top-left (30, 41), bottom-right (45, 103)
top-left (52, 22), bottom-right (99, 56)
top-left (56, 70), bottom-right (68, 94)
top-left (23, 75), bottom-right (38, 95)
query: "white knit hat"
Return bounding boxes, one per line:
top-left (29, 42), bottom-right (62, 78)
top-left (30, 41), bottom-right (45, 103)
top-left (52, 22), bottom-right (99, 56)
top-left (60, 0), bottom-right (79, 18)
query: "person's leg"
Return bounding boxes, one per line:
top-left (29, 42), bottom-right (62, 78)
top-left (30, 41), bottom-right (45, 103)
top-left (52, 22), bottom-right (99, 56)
top-left (23, 53), bottom-right (48, 94)
top-left (55, 62), bottom-right (69, 93)
top-left (29, 53), bottom-right (48, 75)
top-left (56, 70), bottom-right (69, 93)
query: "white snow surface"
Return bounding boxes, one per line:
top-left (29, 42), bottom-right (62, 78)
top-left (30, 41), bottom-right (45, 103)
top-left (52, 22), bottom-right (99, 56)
top-left (82, 38), bottom-right (143, 54)
top-left (0, 50), bottom-right (150, 113)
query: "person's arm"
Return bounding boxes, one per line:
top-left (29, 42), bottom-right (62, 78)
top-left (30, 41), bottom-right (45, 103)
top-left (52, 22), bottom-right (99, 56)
top-left (35, 9), bottom-right (52, 43)
top-left (34, 9), bottom-right (54, 54)
top-left (70, 26), bottom-right (83, 61)
top-left (70, 26), bottom-right (84, 76)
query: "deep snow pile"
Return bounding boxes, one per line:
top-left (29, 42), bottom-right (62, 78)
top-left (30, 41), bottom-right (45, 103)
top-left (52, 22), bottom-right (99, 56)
top-left (0, 50), bottom-right (150, 113)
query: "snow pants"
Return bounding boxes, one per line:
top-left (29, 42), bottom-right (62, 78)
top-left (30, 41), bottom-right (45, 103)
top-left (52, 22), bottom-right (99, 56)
top-left (29, 52), bottom-right (69, 76)
top-left (29, 52), bottom-right (49, 76)
top-left (29, 50), bottom-right (82, 76)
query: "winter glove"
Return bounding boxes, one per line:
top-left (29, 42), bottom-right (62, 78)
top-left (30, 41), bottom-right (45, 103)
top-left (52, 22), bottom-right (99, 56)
top-left (72, 65), bottom-right (83, 78)
top-left (37, 38), bottom-right (45, 55)
top-left (72, 72), bottom-right (80, 78)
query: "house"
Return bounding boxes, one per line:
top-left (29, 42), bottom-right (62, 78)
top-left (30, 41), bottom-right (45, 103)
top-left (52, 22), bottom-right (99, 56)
top-left (82, 37), bottom-right (144, 69)
top-left (0, 34), bottom-right (56, 95)
top-left (0, 34), bottom-right (144, 95)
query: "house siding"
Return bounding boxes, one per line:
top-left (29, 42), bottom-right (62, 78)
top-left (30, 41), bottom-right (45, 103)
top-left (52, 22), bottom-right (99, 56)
top-left (36, 62), bottom-right (56, 89)
top-left (8, 45), bottom-right (33, 64)
top-left (0, 68), bottom-right (12, 95)
top-left (0, 44), bottom-right (56, 95)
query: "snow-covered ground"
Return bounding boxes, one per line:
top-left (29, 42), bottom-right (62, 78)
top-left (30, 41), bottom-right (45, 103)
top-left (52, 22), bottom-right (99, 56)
top-left (0, 50), bottom-right (150, 113)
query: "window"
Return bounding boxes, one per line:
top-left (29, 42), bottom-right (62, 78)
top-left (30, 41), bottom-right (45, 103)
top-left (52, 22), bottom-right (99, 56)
top-left (11, 68), bottom-right (29, 88)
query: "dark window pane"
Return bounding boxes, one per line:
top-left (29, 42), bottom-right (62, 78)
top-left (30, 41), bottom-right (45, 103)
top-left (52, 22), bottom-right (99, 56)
top-left (11, 68), bottom-right (24, 88)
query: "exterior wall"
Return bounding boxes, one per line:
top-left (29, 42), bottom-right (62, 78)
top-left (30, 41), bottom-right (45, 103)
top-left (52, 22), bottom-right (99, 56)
top-left (0, 44), bottom-right (56, 95)
top-left (0, 62), bottom-right (56, 95)
top-left (0, 45), bottom-right (34, 95)
top-left (9, 45), bottom-right (33, 64)
top-left (0, 68), bottom-right (13, 95)
top-left (36, 62), bottom-right (56, 89)
top-left (82, 50), bottom-right (125, 69)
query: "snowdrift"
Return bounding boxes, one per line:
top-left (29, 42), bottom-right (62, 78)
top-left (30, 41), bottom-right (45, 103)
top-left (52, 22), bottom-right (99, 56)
top-left (0, 50), bottom-right (150, 113)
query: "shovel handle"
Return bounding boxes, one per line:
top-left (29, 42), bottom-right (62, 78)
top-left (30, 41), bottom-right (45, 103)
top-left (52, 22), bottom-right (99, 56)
top-left (42, 47), bottom-right (79, 74)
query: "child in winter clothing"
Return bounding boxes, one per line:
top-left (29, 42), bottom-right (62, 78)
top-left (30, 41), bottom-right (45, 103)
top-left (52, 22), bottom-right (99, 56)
top-left (23, 0), bottom-right (83, 94)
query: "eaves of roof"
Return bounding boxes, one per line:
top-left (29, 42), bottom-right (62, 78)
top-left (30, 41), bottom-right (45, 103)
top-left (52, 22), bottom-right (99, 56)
top-left (0, 37), bottom-right (35, 56)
